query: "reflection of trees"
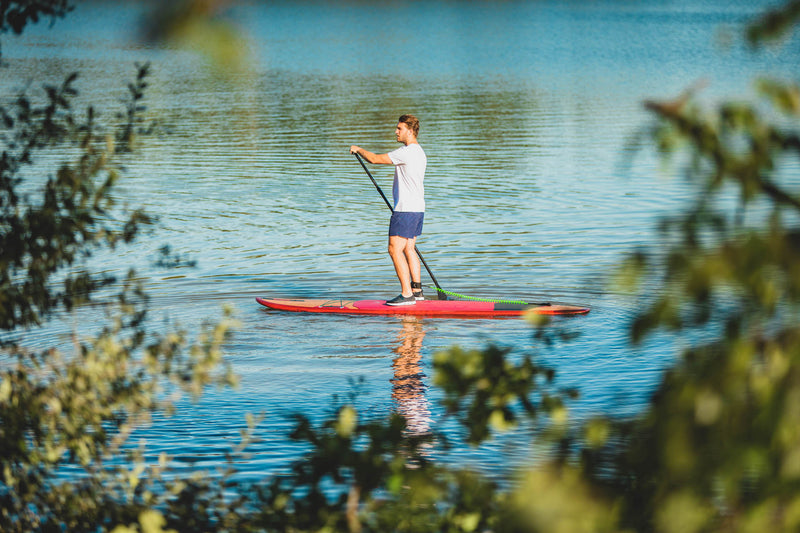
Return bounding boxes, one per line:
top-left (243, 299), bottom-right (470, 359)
top-left (390, 317), bottom-right (431, 437)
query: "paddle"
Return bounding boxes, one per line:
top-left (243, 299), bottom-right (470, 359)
top-left (353, 152), bottom-right (447, 300)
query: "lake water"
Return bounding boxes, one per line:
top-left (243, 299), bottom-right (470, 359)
top-left (3, 0), bottom-right (798, 480)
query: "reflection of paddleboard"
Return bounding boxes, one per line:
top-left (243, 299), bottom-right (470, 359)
top-left (256, 297), bottom-right (590, 317)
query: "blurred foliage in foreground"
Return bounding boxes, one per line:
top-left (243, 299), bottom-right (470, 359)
top-left (2, 0), bottom-right (800, 531)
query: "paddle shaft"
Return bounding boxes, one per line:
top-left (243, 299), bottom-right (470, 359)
top-left (353, 152), bottom-right (444, 294)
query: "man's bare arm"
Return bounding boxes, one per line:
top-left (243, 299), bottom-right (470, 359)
top-left (350, 146), bottom-right (392, 165)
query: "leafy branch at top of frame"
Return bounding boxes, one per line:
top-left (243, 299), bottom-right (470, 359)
top-left (0, 0), bottom-right (72, 35)
top-left (0, 0), bottom-right (74, 64)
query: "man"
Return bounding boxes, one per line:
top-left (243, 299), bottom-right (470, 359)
top-left (350, 114), bottom-right (427, 306)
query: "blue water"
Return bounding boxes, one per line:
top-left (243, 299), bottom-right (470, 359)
top-left (3, 0), bottom-right (797, 479)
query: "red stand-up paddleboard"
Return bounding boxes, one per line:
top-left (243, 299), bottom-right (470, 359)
top-left (258, 156), bottom-right (591, 319)
top-left (256, 297), bottom-right (590, 318)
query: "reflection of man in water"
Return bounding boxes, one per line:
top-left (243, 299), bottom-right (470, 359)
top-left (391, 317), bottom-right (431, 436)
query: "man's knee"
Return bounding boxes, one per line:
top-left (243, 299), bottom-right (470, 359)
top-left (388, 236), bottom-right (407, 257)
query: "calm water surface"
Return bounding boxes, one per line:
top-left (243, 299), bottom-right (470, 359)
top-left (4, 0), bottom-right (798, 479)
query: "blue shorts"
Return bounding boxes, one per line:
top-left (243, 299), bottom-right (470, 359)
top-left (389, 211), bottom-right (424, 238)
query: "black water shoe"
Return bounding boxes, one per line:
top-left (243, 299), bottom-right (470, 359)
top-left (386, 294), bottom-right (416, 306)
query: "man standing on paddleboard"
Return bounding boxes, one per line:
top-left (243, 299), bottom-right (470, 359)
top-left (350, 114), bottom-right (427, 306)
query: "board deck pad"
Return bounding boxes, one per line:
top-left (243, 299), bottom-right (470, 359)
top-left (256, 297), bottom-right (590, 317)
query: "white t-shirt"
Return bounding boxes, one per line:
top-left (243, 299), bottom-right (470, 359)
top-left (388, 143), bottom-right (426, 213)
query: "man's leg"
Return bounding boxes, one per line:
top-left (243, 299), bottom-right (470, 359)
top-left (404, 237), bottom-right (425, 300)
top-left (403, 236), bottom-right (421, 286)
top-left (389, 235), bottom-right (413, 297)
